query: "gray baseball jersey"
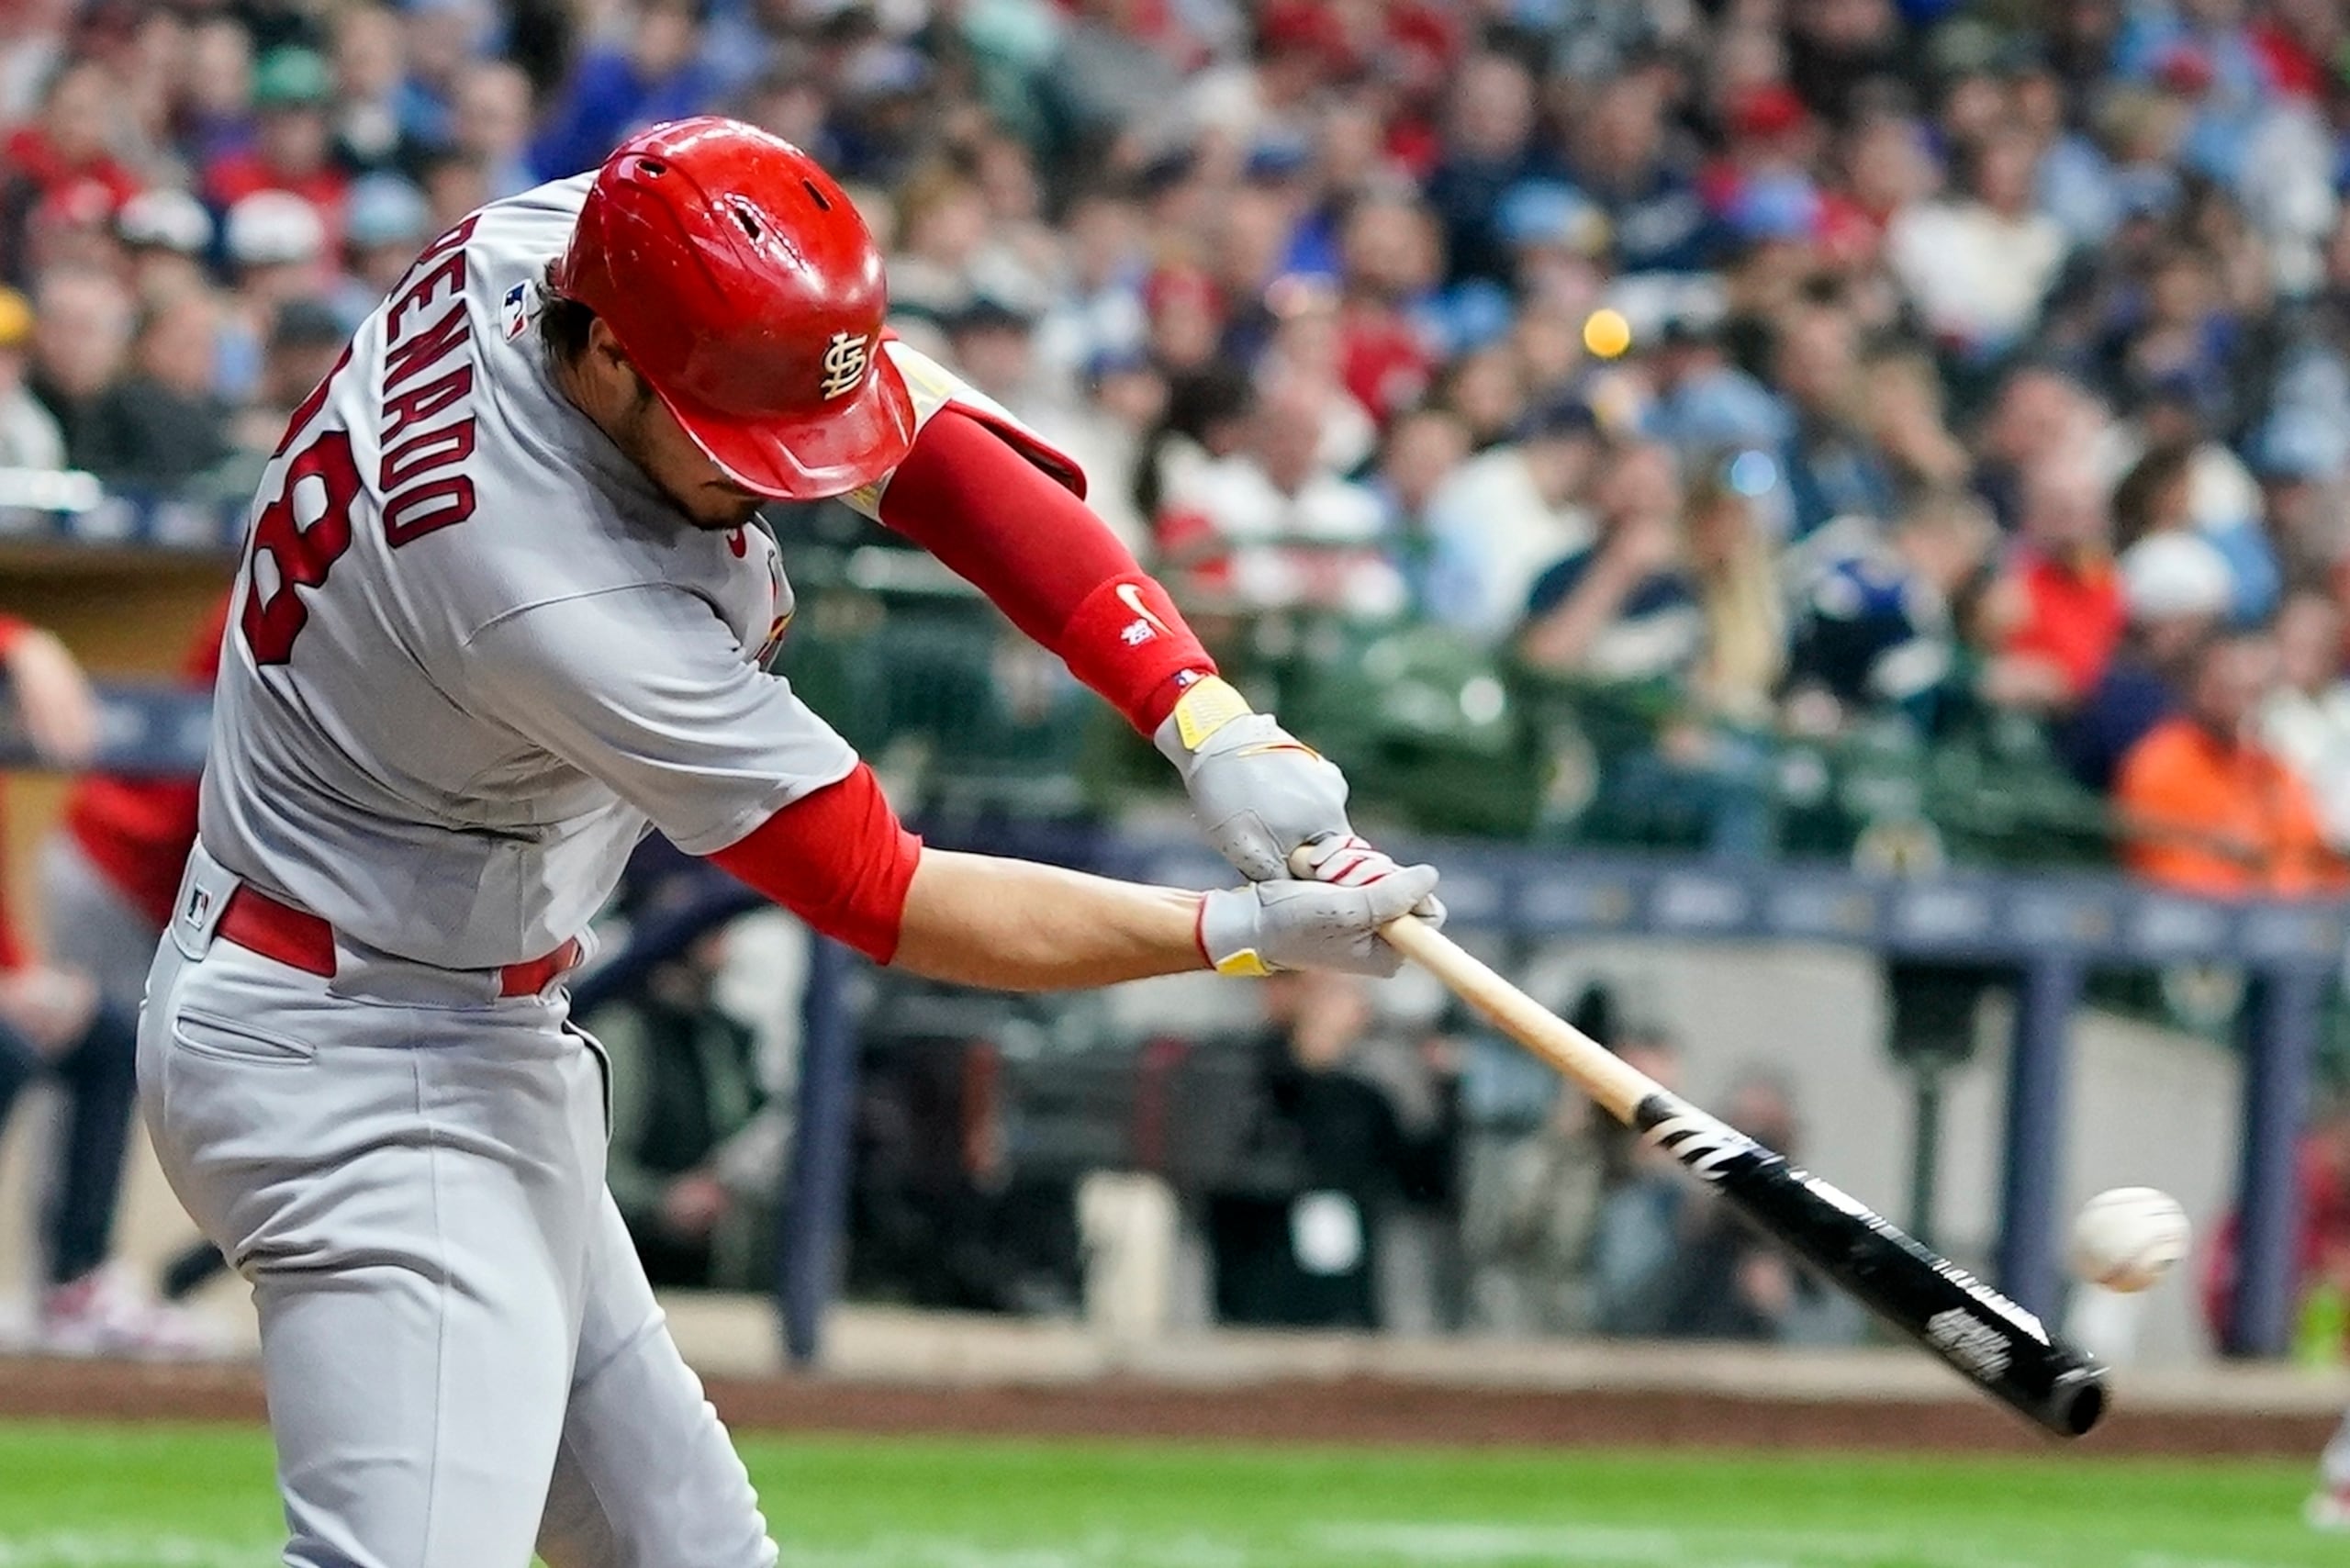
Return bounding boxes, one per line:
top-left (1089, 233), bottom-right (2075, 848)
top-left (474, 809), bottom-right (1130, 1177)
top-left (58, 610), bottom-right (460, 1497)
top-left (200, 174), bottom-right (1014, 970)
top-left (149, 160), bottom-right (1094, 1568)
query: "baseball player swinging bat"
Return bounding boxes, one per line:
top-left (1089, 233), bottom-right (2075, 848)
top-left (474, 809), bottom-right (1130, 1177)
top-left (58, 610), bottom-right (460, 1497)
top-left (1318, 853), bottom-right (2109, 1439)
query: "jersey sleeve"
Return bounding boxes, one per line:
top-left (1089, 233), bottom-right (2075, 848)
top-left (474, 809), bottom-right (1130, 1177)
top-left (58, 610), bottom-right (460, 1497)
top-left (464, 584), bottom-right (859, 856)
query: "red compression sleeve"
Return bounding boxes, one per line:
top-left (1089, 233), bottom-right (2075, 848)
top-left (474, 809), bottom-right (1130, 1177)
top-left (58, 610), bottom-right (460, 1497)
top-left (878, 407), bottom-right (1214, 732)
top-left (708, 762), bottom-right (923, 964)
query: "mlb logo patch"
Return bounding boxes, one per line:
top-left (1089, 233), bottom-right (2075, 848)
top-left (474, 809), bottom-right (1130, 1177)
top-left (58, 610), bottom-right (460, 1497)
top-left (501, 281), bottom-right (532, 340)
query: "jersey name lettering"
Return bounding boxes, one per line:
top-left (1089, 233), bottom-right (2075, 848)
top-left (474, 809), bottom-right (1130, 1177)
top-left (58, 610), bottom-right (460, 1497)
top-left (377, 217), bottom-right (483, 547)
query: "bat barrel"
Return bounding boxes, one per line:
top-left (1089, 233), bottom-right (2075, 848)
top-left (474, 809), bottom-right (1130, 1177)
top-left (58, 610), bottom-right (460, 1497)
top-left (1637, 1092), bottom-right (2111, 1440)
top-left (1370, 907), bottom-right (2114, 1440)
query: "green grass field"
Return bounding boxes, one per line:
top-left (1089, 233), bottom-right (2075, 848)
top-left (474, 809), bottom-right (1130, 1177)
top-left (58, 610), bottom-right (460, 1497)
top-left (0, 1422), bottom-right (2332, 1568)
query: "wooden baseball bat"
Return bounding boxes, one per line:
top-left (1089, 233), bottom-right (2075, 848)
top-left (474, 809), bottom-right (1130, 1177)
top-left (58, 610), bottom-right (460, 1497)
top-left (1360, 891), bottom-right (2109, 1438)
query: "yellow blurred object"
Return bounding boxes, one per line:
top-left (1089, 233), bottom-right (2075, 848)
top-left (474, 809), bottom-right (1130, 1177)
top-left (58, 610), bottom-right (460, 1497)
top-left (1582, 308), bottom-right (1632, 359)
top-left (0, 286), bottom-right (29, 350)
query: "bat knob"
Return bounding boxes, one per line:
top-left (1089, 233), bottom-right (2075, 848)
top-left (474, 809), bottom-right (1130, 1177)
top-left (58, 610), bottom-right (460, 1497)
top-left (2042, 1366), bottom-right (2109, 1439)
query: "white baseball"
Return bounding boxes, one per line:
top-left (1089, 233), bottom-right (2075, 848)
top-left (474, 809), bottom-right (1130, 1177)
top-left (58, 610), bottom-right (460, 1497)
top-left (2070, 1187), bottom-right (2191, 1294)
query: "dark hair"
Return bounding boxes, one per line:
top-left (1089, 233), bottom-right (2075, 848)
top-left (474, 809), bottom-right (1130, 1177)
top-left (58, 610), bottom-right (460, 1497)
top-left (536, 271), bottom-right (595, 365)
top-left (2178, 622), bottom-right (2270, 684)
top-left (2109, 441), bottom-right (2194, 552)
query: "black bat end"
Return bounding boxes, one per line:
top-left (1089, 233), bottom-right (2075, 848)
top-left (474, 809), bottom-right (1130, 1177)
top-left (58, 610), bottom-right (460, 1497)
top-left (2042, 1366), bottom-right (2109, 1439)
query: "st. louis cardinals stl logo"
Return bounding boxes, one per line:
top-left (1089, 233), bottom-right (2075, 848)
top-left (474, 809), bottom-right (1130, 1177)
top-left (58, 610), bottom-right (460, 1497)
top-left (819, 331), bottom-right (871, 400)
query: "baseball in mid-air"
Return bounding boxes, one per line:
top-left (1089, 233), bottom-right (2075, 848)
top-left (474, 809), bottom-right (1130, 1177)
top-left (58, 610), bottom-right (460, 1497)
top-left (2070, 1187), bottom-right (2191, 1293)
top-left (1583, 308), bottom-right (1633, 359)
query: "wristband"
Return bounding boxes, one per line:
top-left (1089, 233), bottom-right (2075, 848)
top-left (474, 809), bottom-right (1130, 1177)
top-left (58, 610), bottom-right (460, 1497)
top-left (1195, 886), bottom-right (1274, 977)
top-left (1168, 675), bottom-right (1254, 753)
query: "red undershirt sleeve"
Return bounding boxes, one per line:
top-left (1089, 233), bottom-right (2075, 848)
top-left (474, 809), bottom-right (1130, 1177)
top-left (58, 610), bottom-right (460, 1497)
top-left (876, 406), bottom-right (1214, 733)
top-left (708, 761), bottom-right (923, 964)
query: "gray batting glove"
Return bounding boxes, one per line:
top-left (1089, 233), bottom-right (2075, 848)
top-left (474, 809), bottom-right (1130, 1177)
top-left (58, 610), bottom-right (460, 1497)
top-left (1156, 689), bottom-right (1351, 882)
top-left (1196, 861), bottom-right (1441, 980)
top-left (1156, 678), bottom-right (1444, 922)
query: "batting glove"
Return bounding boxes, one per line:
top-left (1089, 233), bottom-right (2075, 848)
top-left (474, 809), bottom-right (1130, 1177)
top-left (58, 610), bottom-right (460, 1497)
top-left (1196, 859), bottom-right (1441, 980)
top-left (1156, 677), bottom-right (1350, 881)
top-left (1157, 678), bottom-right (1443, 920)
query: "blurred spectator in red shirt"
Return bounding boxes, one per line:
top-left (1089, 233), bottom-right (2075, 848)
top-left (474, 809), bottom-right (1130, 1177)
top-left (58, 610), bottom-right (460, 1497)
top-left (1828, 109), bottom-right (1939, 259)
top-left (0, 610), bottom-right (203, 1352)
top-left (2, 55), bottom-right (141, 279)
top-left (1331, 190), bottom-right (1438, 426)
top-left (1989, 461), bottom-right (2127, 711)
top-left (54, 597), bottom-right (228, 980)
top-left (4, 56), bottom-right (141, 213)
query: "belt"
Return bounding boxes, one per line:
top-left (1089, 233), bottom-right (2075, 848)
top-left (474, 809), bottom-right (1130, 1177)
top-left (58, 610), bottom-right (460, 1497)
top-left (214, 883), bottom-right (583, 998)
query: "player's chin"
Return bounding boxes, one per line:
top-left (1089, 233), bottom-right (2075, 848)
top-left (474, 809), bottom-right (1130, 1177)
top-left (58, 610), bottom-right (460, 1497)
top-left (687, 495), bottom-right (767, 531)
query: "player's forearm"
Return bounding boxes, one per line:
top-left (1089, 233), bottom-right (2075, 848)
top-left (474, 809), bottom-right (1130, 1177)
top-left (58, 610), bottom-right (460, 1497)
top-left (889, 848), bottom-right (1205, 991)
top-left (877, 408), bottom-right (1214, 731)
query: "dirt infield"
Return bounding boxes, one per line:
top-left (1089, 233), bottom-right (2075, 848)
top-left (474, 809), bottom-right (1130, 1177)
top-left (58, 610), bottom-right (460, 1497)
top-left (0, 1353), bottom-right (2334, 1458)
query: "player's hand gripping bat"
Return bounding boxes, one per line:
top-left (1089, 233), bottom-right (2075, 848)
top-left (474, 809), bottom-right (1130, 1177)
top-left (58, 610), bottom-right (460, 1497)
top-left (1306, 854), bottom-right (2109, 1438)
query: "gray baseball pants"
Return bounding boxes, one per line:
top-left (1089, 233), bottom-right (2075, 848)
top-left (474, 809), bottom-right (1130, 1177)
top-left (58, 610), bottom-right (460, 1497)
top-left (138, 843), bottom-right (780, 1568)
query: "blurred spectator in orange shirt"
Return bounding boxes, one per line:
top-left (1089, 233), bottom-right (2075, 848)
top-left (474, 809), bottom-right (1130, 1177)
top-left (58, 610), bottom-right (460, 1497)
top-left (2113, 628), bottom-right (2350, 898)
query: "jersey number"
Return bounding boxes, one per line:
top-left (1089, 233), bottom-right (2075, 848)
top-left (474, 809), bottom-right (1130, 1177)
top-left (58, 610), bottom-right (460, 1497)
top-left (241, 431), bottom-right (364, 666)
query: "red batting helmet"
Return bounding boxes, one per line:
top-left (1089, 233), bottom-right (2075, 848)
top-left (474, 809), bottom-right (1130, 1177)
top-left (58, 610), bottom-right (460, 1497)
top-left (550, 117), bottom-right (915, 499)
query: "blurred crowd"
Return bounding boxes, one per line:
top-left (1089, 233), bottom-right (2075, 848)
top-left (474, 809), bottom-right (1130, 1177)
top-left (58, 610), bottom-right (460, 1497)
top-left (6, 0), bottom-right (2350, 889)
top-left (12, 0), bottom-right (2350, 1358)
